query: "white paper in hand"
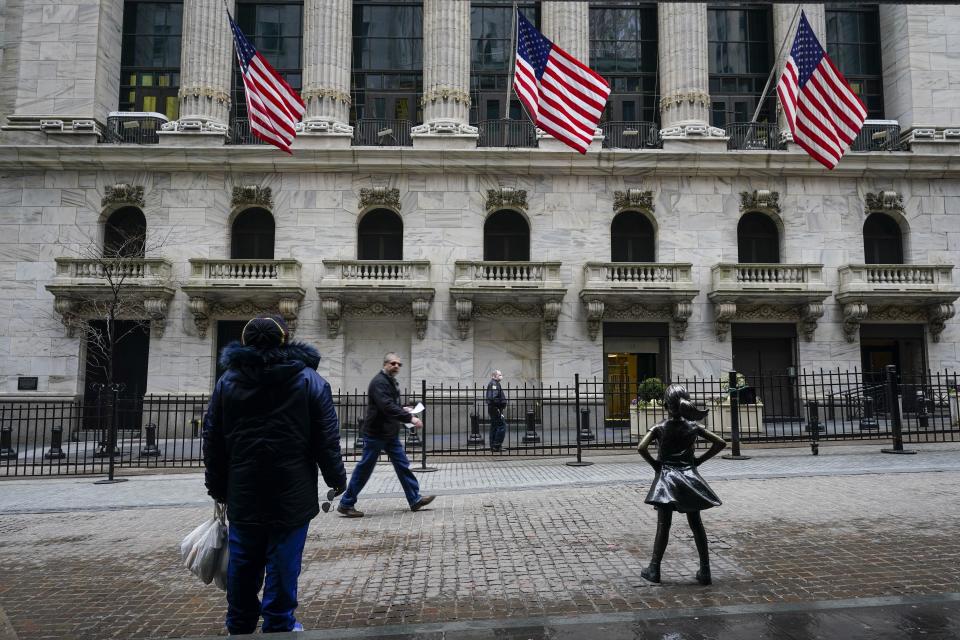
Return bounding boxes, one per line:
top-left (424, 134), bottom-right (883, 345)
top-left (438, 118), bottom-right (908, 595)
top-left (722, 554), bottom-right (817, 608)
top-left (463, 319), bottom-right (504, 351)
top-left (408, 402), bottom-right (425, 415)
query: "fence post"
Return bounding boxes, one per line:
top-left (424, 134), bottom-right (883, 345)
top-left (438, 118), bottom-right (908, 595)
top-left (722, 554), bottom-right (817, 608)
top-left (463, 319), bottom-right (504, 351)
top-left (95, 385), bottom-right (129, 484)
top-left (44, 425), bottom-right (66, 459)
top-left (0, 424), bottom-right (18, 460)
top-left (722, 371), bottom-right (750, 460)
top-left (467, 413), bottom-right (485, 446)
top-left (567, 373), bottom-right (593, 467)
top-left (882, 365), bottom-right (916, 455)
top-left (418, 379), bottom-right (438, 472)
top-left (140, 423), bottom-right (161, 457)
top-left (806, 401), bottom-right (821, 456)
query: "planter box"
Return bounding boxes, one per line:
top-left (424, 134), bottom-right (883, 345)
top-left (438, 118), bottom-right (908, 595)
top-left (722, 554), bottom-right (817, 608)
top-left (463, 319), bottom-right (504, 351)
top-left (629, 405), bottom-right (664, 439)
top-left (707, 402), bottom-right (764, 433)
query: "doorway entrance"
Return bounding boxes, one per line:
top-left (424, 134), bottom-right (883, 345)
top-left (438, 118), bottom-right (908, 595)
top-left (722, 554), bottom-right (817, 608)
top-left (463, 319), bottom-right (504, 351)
top-left (602, 323), bottom-right (669, 427)
top-left (731, 324), bottom-right (798, 420)
top-left (82, 320), bottom-right (150, 430)
top-left (860, 324), bottom-right (927, 412)
top-left (215, 320), bottom-right (247, 386)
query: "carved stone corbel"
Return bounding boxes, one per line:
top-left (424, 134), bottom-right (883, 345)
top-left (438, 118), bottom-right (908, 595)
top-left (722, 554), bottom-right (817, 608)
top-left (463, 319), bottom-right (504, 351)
top-left (232, 185), bottom-right (272, 210)
top-left (276, 298), bottom-right (300, 337)
top-left (455, 298), bottom-right (473, 340)
top-left (412, 298), bottom-right (430, 340)
top-left (799, 302), bottom-right (825, 342)
top-left (865, 190), bottom-right (903, 214)
top-left (321, 298), bottom-right (341, 339)
top-left (53, 297), bottom-right (78, 337)
top-left (928, 303), bottom-right (955, 343)
top-left (672, 302), bottom-right (693, 340)
top-left (584, 299), bottom-right (604, 341)
top-left (188, 297), bottom-right (210, 338)
top-left (102, 184), bottom-right (145, 209)
top-left (486, 187), bottom-right (527, 212)
top-left (740, 189), bottom-right (780, 214)
top-left (613, 189), bottom-right (654, 214)
top-left (842, 302), bottom-right (869, 342)
top-left (143, 297), bottom-right (169, 338)
top-left (359, 187), bottom-right (401, 211)
top-left (714, 302), bottom-right (737, 341)
top-left (543, 300), bottom-right (562, 341)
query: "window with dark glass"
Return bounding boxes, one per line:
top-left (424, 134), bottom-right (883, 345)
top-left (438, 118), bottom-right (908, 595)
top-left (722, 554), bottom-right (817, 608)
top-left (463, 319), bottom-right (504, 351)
top-left (826, 4), bottom-right (884, 119)
top-left (708, 5), bottom-right (774, 128)
top-left (470, 2), bottom-right (539, 123)
top-left (231, 1), bottom-right (303, 137)
top-left (352, 1), bottom-right (423, 125)
top-left (611, 211), bottom-right (655, 262)
top-left (358, 209), bottom-right (403, 260)
top-left (737, 212), bottom-right (779, 263)
top-left (104, 207), bottom-right (147, 258)
top-left (231, 208), bottom-right (275, 259)
top-left (589, 3), bottom-right (658, 124)
top-left (484, 210), bottom-right (530, 261)
top-left (119, 1), bottom-right (183, 119)
top-left (863, 213), bottom-right (903, 264)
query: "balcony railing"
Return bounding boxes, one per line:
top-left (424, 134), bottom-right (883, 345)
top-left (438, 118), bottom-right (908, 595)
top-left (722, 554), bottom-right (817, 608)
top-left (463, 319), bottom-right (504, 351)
top-left (228, 118), bottom-right (270, 146)
top-left (476, 119), bottom-right (538, 148)
top-left (850, 120), bottom-right (903, 152)
top-left (53, 257), bottom-right (172, 283)
top-left (454, 261), bottom-right (562, 287)
top-left (583, 262), bottom-right (693, 288)
top-left (838, 264), bottom-right (955, 292)
top-left (351, 119), bottom-right (413, 146)
top-left (726, 122), bottom-right (785, 151)
top-left (187, 259), bottom-right (301, 285)
top-left (600, 121), bottom-right (662, 149)
top-left (711, 263), bottom-right (827, 291)
top-left (103, 112), bottom-right (168, 144)
top-left (321, 260), bottom-right (431, 285)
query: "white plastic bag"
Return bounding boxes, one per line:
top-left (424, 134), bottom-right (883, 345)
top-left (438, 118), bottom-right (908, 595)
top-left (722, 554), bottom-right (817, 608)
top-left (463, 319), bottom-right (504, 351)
top-left (180, 502), bottom-right (228, 586)
top-left (212, 536), bottom-right (230, 591)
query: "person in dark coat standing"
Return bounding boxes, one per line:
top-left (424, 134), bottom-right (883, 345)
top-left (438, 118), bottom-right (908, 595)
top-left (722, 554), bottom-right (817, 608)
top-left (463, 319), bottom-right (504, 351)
top-left (337, 352), bottom-right (436, 517)
top-left (203, 315), bottom-right (346, 635)
top-left (485, 370), bottom-right (507, 452)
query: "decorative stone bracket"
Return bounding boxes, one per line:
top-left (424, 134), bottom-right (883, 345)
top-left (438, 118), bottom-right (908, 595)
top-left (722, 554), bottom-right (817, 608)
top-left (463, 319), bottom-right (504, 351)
top-left (613, 189), bottom-right (654, 214)
top-left (841, 301), bottom-right (956, 343)
top-left (799, 303), bottom-right (825, 342)
top-left (411, 121), bottom-right (478, 136)
top-left (52, 295), bottom-right (171, 338)
top-left (454, 296), bottom-right (562, 341)
top-left (486, 187), bottom-right (527, 213)
top-left (582, 299), bottom-right (692, 341)
top-left (359, 187), bottom-right (401, 212)
top-left (320, 296), bottom-right (434, 340)
top-left (187, 296), bottom-right (300, 339)
top-left (232, 185), bottom-right (272, 210)
top-left (864, 190), bottom-right (904, 214)
top-left (740, 190), bottom-right (780, 214)
top-left (102, 184), bottom-right (145, 209)
top-left (713, 301), bottom-right (826, 342)
top-left (714, 302), bottom-right (738, 341)
top-left (455, 298), bottom-right (473, 340)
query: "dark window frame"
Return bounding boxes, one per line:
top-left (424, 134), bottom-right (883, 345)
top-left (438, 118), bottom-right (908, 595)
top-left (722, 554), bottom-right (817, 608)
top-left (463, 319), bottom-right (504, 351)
top-left (484, 209), bottom-right (530, 262)
top-left (104, 207), bottom-right (147, 258)
top-left (737, 211), bottom-right (780, 263)
top-left (708, 4), bottom-right (775, 127)
top-left (863, 212), bottom-right (904, 264)
top-left (825, 4), bottom-right (884, 119)
top-left (119, 0), bottom-right (183, 119)
top-left (231, 207), bottom-right (276, 260)
top-left (611, 210), bottom-right (656, 263)
top-left (358, 208), bottom-right (404, 260)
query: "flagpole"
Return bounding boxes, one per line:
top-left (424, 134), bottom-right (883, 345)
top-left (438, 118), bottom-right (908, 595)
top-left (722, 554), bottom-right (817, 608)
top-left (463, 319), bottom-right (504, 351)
top-left (504, 2), bottom-right (518, 121)
top-left (750, 3), bottom-right (803, 124)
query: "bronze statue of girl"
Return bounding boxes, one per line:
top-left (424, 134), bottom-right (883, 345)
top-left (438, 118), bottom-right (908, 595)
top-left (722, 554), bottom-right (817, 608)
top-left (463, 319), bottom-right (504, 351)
top-left (636, 384), bottom-right (727, 585)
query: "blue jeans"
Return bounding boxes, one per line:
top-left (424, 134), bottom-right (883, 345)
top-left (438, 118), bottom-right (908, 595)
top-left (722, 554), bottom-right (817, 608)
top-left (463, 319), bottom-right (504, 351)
top-left (488, 406), bottom-right (506, 449)
top-left (340, 434), bottom-right (422, 507)
top-left (226, 521), bottom-right (310, 635)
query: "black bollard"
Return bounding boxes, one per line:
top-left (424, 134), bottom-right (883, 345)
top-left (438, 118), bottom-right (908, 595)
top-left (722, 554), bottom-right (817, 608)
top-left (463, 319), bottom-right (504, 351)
top-left (0, 425), bottom-right (16, 460)
top-left (353, 419), bottom-right (365, 450)
top-left (522, 409), bottom-right (541, 444)
top-left (44, 425), bottom-right (67, 459)
top-left (191, 417), bottom-right (201, 439)
top-left (467, 413), bottom-right (485, 446)
top-left (859, 395), bottom-right (879, 431)
top-left (882, 365), bottom-right (916, 455)
top-left (722, 371), bottom-right (750, 460)
top-left (916, 389), bottom-right (930, 429)
top-left (578, 407), bottom-right (595, 442)
top-left (804, 400), bottom-right (824, 433)
top-left (405, 423), bottom-right (422, 448)
top-left (140, 423), bottom-right (161, 457)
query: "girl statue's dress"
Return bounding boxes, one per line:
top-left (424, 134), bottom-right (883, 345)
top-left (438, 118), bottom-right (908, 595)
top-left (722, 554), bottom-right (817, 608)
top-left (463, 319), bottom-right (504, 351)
top-left (637, 384), bottom-right (727, 585)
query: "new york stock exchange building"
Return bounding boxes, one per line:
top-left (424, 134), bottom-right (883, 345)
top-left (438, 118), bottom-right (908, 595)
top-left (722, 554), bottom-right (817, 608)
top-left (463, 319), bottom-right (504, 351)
top-left (2, 0), bottom-right (960, 452)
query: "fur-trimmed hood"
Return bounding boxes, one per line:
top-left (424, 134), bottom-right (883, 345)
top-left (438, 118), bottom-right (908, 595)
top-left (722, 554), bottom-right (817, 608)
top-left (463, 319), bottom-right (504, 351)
top-left (218, 340), bottom-right (322, 386)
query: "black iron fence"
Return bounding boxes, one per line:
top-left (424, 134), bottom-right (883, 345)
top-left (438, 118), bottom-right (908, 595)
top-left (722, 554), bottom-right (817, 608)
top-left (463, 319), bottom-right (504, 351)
top-left (850, 120), bottom-right (903, 152)
top-left (476, 119), bottom-right (538, 148)
top-left (104, 112), bottom-right (168, 144)
top-left (726, 122), bottom-right (785, 151)
top-left (2, 369), bottom-right (958, 476)
top-left (351, 119), bottom-right (413, 146)
top-left (600, 121), bottom-right (662, 150)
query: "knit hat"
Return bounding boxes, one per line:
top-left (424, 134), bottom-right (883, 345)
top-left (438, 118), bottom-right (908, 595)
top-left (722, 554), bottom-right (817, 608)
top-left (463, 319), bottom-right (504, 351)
top-left (241, 315), bottom-right (288, 349)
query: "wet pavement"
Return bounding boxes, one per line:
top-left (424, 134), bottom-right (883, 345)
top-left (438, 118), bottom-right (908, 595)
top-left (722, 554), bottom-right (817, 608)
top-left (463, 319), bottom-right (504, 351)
top-left (1, 443), bottom-right (959, 639)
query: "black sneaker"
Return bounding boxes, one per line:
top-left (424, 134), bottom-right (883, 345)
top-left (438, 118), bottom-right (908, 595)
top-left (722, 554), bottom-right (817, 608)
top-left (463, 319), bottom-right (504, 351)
top-left (337, 504), bottom-right (364, 518)
top-left (410, 495), bottom-right (436, 512)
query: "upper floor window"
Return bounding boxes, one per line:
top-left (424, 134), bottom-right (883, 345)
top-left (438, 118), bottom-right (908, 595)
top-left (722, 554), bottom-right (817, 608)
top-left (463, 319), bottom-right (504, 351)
top-left (863, 212), bottom-right (903, 264)
top-left (352, 1), bottom-right (423, 125)
top-left (104, 207), bottom-right (147, 258)
top-left (737, 212), bottom-right (779, 263)
top-left (708, 5), bottom-right (774, 127)
top-left (826, 4), bottom-right (884, 119)
top-left (470, 1), bottom-right (539, 122)
top-left (231, 208), bottom-right (275, 259)
top-left (611, 211), bottom-right (655, 262)
top-left (358, 209), bottom-right (403, 260)
top-left (484, 210), bottom-right (529, 261)
top-left (589, 3), bottom-right (658, 124)
top-left (231, 1), bottom-right (303, 134)
top-left (119, 1), bottom-right (183, 120)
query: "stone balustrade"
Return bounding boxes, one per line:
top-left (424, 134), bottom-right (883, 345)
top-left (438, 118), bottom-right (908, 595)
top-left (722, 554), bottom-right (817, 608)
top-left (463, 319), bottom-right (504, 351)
top-left (187, 259), bottom-right (302, 284)
top-left (583, 262), bottom-right (692, 287)
top-left (839, 264), bottom-right (953, 291)
top-left (454, 261), bottom-right (562, 287)
top-left (53, 257), bottom-right (172, 283)
top-left (711, 263), bottom-right (826, 291)
top-left (322, 260), bottom-right (431, 284)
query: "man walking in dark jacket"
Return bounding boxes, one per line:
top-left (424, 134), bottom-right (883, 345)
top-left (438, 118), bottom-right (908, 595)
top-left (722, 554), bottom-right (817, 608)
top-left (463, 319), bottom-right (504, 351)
top-left (486, 370), bottom-right (507, 452)
top-left (203, 315), bottom-right (346, 635)
top-left (337, 352), bottom-right (435, 517)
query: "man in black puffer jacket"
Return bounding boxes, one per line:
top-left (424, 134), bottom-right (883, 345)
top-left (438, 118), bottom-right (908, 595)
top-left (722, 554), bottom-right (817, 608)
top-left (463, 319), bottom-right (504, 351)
top-left (203, 315), bottom-right (346, 635)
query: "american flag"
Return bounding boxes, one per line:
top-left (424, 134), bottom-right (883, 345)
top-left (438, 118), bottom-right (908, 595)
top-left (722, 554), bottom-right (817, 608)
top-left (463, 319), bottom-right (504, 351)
top-left (776, 11), bottom-right (866, 169)
top-left (512, 10), bottom-right (610, 154)
top-left (229, 15), bottom-right (305, 154)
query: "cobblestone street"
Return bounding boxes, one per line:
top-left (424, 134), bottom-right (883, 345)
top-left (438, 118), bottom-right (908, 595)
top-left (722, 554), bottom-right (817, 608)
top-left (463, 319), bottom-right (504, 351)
top-left (1, 445), bottom-right (959, 639)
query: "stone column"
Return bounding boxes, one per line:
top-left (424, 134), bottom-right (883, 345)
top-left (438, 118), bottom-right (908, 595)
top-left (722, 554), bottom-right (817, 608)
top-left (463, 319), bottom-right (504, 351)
top-left (657, 3), bottom-right (726, 147)
top-left (541, 1), bottom-right (589, 61)
top-left (774, 4), bottom-right (825, 144)
top-left (160, 0), bottom-right (233, 144)
top-left (297, 0), bottom-right (353, 148)
top-left (411, 0), bottom-right (477, 149)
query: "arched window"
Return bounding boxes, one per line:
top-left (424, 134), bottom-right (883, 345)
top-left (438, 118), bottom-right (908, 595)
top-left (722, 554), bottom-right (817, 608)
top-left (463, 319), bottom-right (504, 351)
top-left (737, 212), bottom-right (779, 263)
top-left (611, 211), bottom-right (655, 262)
top-left (104, 207), bottom-right (146, 258)
top-left (863, 213), bottom-right (903, 264)
top-left (484, 210), bottom-right (529, 261)
top-left (358, 209), bottom-right (403, 260)
top-left (231, 208), bottom-right (275, 259)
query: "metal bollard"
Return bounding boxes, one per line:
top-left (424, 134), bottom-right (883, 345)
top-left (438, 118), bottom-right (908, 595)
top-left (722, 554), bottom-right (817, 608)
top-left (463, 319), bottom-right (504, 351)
top-left (0, 425), bottom-right (18, 460)
top-left (882, 365), bottom-right (916, 455)
top-left (44, 425), bottom-right (67, 459)
top-left (578, 408), bottom-right (595, 442)
top-left (140, 423), bottom-right (161, 457)
top-left (405, 422), bottom-right (422, 448)
top-left (353, 419), bottom-right (365, 450)
top-left (804, 400), bottom-right (824, 433)
top-left (191, 417), bottom-right (201, 439)
top-left (916, 390), bottom-right (930, 429)
top-left (467, 413), bottom-right (485, 446)
top-left (859, 395), bottom-right (879, 431)
top-left (521, 409), bottom-right (541, 444)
